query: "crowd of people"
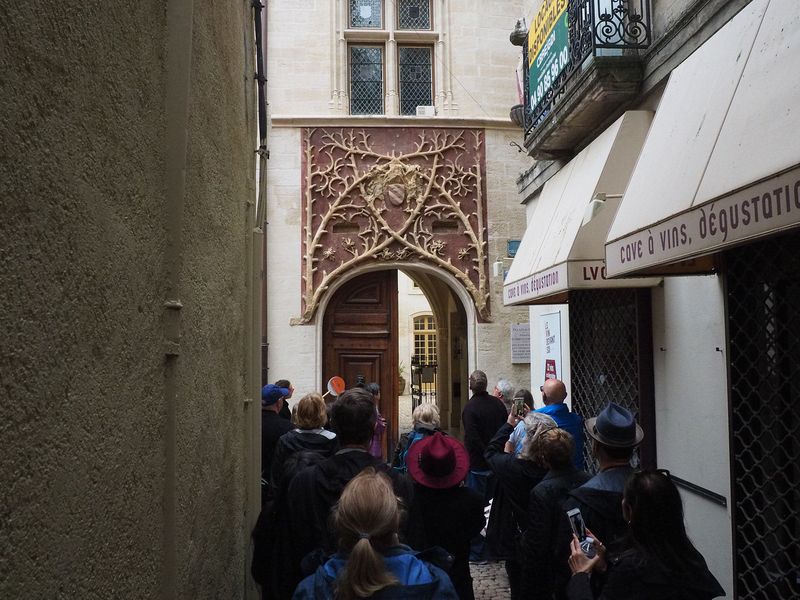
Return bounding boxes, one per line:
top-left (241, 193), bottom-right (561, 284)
top-left (252, 373), bottom-right (725, 600)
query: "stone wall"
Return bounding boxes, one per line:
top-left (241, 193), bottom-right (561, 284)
top-left (0, 2), bottom-right (256, 598)
top-left (264, 0), bottom-right (534, 409)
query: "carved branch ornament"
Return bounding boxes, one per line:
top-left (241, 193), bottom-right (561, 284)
top-left (300, 127), bottom-right (490, 323)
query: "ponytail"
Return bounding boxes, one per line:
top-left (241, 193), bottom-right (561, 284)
top-left (333, 469), bottom-right (400, 599)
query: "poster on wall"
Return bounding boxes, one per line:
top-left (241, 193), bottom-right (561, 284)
top-left (528, 0), bottom-right (570, 111)
top-left (511, 323), bottom-right (531, 364)
top-left (540, 312), bottom-right (562, 381)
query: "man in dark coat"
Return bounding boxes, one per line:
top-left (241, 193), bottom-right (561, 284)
top-left (285, 387), bottom-right (413, 593)
top-left (405, 432), bottom-right (485, 600)
top-left (462, 369), bottom-right (508, 560)
top-left (261, 383), bottom-right (293, 503)
top-left (462, 370), bottom-right (507, 497)
top-left (484, 411), bottom-right (552, 599)
top-left (554, 402), bottom-right (644, 599)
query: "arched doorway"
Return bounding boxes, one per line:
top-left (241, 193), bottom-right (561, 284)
top-left (321, 267), bottom-right (470, 454)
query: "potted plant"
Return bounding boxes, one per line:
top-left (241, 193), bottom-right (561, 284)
top-left (398, 361), bottom-right (407, 395)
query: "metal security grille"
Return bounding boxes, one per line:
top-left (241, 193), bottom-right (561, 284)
top-left (398, 0), bottom-right (431, 29)
top-left (398, 46), bottom-right (432, 115)
top-left (350, 46), bottom-right (384, 115)
top-left (569, 289), bottom-right (654, 472)
top-left (726, 232), bottom-right (800, 600)
top-left (350, 0), bottom-right (383, 28)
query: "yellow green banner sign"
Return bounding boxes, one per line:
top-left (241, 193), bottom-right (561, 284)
top-left (528, 0), bottom-right (570, 110)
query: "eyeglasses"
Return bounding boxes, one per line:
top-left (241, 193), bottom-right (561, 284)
top-left (539, 385), bottom-right (544, 392)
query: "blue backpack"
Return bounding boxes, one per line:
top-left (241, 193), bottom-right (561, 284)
top-left (392, 430), bottom-right (429, 474)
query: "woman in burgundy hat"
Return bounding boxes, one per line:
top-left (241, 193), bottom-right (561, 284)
top-left (405, 432), bottom-right (486, 600)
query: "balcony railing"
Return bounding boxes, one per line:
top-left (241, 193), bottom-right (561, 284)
top-left (524, 0), bottom-right (652, 137)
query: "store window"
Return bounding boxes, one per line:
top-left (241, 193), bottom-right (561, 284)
top-left (349, 0), bottom-right (383, 28)
top-left (398, 46), bottom-right (433, 115)
top-left (397, 0), bottom-right (431, 30)
top-left (350, 46), bottom-right (384, 115)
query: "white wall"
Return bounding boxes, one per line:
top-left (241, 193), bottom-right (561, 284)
top-left (651, 275), bottom-right (733, 596)
top-left (265, 127), bottom-right (319, 407)
top-left (398, 271), bottom-right (434, 391)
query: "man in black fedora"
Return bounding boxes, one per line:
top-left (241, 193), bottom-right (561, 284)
top-left (553, 402), bottom-right (644, 598)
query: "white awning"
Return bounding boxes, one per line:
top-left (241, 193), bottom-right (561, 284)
top-left (504, 111), bottom-right (660, 306)
top-left (606, 0), bottom-right (800, 277)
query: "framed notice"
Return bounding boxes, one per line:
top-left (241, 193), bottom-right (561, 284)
top-left (540, 312), bottom-right (562, 380)
top-left (511, 323), bottom-right (531, 364)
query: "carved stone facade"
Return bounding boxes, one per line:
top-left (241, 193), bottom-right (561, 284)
top-left (300, 127), bottom-right (490, 323)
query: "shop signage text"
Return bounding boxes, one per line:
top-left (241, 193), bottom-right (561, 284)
top-left (540, 312), bottom-right (562, 382)
top-left (606, 166), bottom-right (800, 276)
top-left (528, 0), bottom-right (569, 110)
top-left (504, 262), bottom-right (568, 304)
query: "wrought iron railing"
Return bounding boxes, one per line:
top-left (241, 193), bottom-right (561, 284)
top-left (523, 0), bottom-right (652, 136)
top-left (410, 355), bottom-right (437, 411)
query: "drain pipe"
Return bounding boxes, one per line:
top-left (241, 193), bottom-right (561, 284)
top-left (162, 1), bottom-right (194, 599)
top-left (253, 0), bottom-right (269, 386)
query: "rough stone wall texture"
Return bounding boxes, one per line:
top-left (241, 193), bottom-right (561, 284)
top-left (1, 2), bottom-right (253, 599)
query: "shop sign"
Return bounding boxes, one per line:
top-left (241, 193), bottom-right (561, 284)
top-left (540, 312), bottom-right (562, 381)
top-left (504, 262), bottom-right (568, 304)
top-left (528, 0), bottom-right (569, 110)
top-left (606, 165), bottom-right (800, 276)
top-left (504, 260), bottom-right (659, 305)
top-left (511, 323), bottom-right (531, 364)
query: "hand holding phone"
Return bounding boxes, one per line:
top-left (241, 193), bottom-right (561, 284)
top-left (514, 397), bottom-right (526, 417)
top-left (566, 508), bottom-right (596, 558)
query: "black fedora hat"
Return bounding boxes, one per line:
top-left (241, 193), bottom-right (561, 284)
top-left (585, 402), bottom-right (644, 448)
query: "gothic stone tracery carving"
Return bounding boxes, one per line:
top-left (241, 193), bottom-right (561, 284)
top-left (300, 127), bottom-right (490, 323)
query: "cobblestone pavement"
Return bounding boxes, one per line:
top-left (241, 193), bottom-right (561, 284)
top-left (470, 560), bottom-right (511, 599)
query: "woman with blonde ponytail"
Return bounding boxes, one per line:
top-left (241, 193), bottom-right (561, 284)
top-left (292, 468), bottom-right (458, 599)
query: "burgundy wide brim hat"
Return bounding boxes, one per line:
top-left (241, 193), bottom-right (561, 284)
top-left (406, 432), bottom-right (470, 489)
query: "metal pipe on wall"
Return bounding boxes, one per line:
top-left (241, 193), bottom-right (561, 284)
top-left (253, 0), bottom-right (270, 387)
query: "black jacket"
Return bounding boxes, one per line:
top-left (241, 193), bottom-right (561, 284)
top-left (566, 547), bottom-right (725, 600)
top-left (286, 449), bottom-right (414, 593)
top-left (462, 391), bottom-right (508, 470)
top-left (554, 466), bottom-right (634, 599)
top-left (521, 467), bottom-right (591, 600)
top-left (271, 428), bottom-right (339, 492)
top-left (406, 484), bottom-right (486, 600)
top-left (262, 411), bottom-right (293, 496)
top-left (252, 450), bottom-right (328, 599)
top-left (484, 423), bottom-right (547, 560)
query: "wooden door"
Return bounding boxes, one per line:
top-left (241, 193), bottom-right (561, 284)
top-left (322, 271), bottom-right (398, 457)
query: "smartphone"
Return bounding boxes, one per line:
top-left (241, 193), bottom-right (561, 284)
top-left (514, 397), bottom-right (525, 417)
top-left (566, 508), bottom-right (596, 557)
top-left (566, 508), bottom-right (587, 541)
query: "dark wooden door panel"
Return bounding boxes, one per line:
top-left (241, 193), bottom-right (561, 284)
top-left (323, 271), bottom-right (398, 457)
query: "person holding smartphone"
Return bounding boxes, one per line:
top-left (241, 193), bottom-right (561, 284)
top-left (566, 470), bottom-right (725, 600)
